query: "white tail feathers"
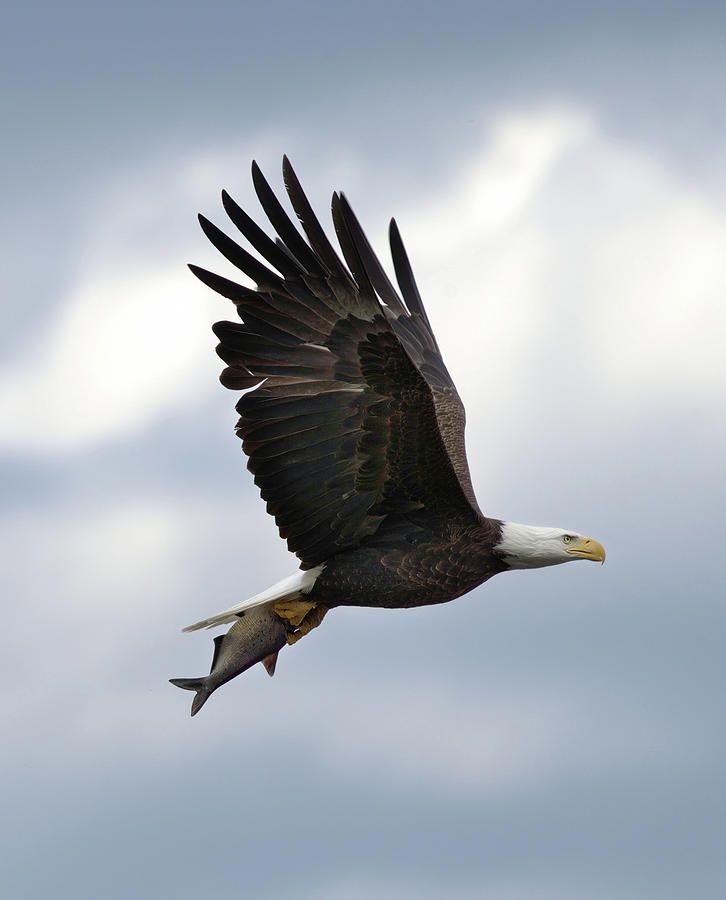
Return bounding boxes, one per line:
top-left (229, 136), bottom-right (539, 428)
top-left (182, 565), bottom-right (324, 632)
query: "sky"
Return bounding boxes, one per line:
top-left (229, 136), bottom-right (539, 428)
top-left (2, 2), bottom-right (726, 898)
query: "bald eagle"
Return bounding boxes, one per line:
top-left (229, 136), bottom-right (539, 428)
top-left (171, 158), bottom-right (605, 715)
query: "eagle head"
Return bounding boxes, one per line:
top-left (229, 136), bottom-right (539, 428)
top-left (495, 523), bottom-right (606, 570)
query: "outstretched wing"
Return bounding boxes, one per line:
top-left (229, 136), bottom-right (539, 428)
top-left (338, 198), bottom-right (481, 514)
top-left (191, 157), bottom-right (480, 569)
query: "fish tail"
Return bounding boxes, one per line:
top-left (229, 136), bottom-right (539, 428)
top-left (169, 677), bottom-right (212, 716)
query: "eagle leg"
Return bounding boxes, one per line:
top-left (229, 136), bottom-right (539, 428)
top-left (286, 604), bottom-right (329, 645)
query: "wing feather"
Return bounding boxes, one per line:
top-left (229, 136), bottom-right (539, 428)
top-left (389, 218), bottom-right (436, 335)
top-left (282, 156), bottom-right (354, 289)
top-left (221, 189), bottom-right (308, 279)
top-left (197, 215), bottom-right (285, 291)
top-left (251, 161), bottom-right (329, 280)
top-left (192, 160), bottom-right (482, 567)
top-left (335, 193), bottom-right (408, 316)
top-left (331, 192), bottom-right (379, 305)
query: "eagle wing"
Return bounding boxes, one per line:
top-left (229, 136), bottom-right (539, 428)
top-left (340, 199), bottom-right (481, 515)
top-left (191, 158), bottom-right (481, 569)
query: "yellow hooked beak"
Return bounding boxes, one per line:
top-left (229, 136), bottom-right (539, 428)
top-left (566, 536), bottom-right (606, 563)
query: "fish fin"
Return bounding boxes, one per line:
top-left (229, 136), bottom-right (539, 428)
top-left (261, 650), bottom-right (279, 677)
top-left (210, 635), bottom-right (225, 673)
top-left (169, 677), bottom-right (212, 716)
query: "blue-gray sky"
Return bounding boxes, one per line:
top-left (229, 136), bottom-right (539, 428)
top-left (2, 2), bottom-right (726, 898)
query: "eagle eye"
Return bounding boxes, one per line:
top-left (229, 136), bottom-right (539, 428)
top-left (563, 535), bottom-right (572, 544)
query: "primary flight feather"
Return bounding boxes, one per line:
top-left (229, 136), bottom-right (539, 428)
top-left (171, 157), bottom-right (605, 716)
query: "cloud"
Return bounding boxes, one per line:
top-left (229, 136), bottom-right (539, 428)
top-left (0, 264), bottom-right (222, 452)
top-left (0, 136), bottom-right (277, 454)
top-left (400, 107), bottom-right (596, 256)
top-left (2, 105), bottom-right (724, 458)
top-left (399, 107), bottom-right (726, 419)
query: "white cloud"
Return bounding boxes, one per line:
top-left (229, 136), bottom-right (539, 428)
top-left (403, 107), bottom-right (595, 256)
top-left (1, 500), bottom-right (194, 648)
top-left (2, 105), bottom-right (725, 457)
top-left (0, 262), bottom-right (221, 451)
top-left (402, 108), bottom-right (726, 430)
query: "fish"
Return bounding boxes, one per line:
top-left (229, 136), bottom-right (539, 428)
top-left (170, 605), bottom-right (287, 716)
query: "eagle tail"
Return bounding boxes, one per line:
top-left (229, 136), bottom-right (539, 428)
top-left (181, 564), bottom-right (324, 632)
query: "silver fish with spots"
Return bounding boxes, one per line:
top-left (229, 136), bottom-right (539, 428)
top-left (170, 606), bottom-right (287, 716)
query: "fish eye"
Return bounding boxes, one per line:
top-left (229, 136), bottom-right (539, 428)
top-left (563, 535), bottom-right (572, 544)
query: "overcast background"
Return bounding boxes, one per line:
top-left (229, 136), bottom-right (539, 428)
top-left (2, 2), bottom-right (725, 898)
